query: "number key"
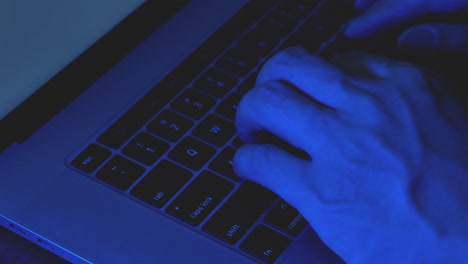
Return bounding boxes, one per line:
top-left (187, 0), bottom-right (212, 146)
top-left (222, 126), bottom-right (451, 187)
top-left (147, 110), bottom-right (193, 142)
top-left (194, 68), bottom-right (237, 98)
top-left (171, 89), bottom-right (216, 120)
top-left (215, 93), bottom-right (241, 121)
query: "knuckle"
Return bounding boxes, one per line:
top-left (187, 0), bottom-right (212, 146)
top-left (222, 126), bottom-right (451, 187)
top-left (241, 81), bottom-right (283, 114)
top-left (353, 90), bottom-right (386, 124)
top-left (260, 47), bottom-right (309, 74)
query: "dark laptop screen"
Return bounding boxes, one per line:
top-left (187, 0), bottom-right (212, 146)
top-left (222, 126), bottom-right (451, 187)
top-left (0, 0), bottom-right (189, 151)
top-left (0, 1), bottom-right (145, 120)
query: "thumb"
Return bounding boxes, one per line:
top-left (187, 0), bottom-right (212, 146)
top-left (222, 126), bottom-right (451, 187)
top-left (398, 24), bottom-right (468, 56)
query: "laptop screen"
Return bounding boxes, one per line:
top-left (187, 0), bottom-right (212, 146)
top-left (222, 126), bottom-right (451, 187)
top-left (0, 0), bottom-right (145, 120)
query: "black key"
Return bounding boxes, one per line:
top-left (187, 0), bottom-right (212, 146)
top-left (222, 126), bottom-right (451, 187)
top-left (203, 181), bottom-right (277, 244)
top-left (258, 9), bottom-right (299, 38)
top-left (122, 132), bottom-right (170, 166)
top-left (231, 136), bottom-right (244, 148)
top-left (300, 15), bottom-right (338, 42)
top-left (96, 155), bottom-right (145, 190)
top-left (237, 72), bottom-right (258, 94)
top-left (71, 144), bottom-right (111, 173)
top-left (278, 0), bottom-right (319, 18)
top-left (171, 89), bottom-right (216, 120)
top-left (131, 160), bottom-right (192, 208)
top-left (166, 171), bottom-right (233, 226)
top-left (209, 147), bottom-right (241, 182)
top-left (237, 29), bottom-right (279, 57)
top-left (215, 93), bottom-right (241, 121)
top-left (240, 225), bottom-right (291, 264)
top-left (168, 136), bottom-right (216, 171)
top-left (97, 81), bottom-right (181, 150)
top-left (216, 48), bottom-right (259, 77)
top-left (264, 200), bottom-right (308, 236)
top-left (281, 32), bottom-right (323, 53)
top-left (147, 109), bottom-right (193, 142)
top-left (319, 42), bottom-right (341, 60)
top-left (95, 0), bottom-right (272, 150)
top-left (192, 114), bottom-right (236, 147)
top-left (317, 0), bottom-right (354, 22)
top-left (194, 68), bottom-right (238, 98)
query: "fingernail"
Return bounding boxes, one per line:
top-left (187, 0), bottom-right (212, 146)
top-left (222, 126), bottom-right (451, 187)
top-left (398, 27), bottom-right (437, 54)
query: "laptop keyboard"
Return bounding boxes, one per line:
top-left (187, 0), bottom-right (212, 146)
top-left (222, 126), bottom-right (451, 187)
top-left (69, 0), bottom-right (356, 262)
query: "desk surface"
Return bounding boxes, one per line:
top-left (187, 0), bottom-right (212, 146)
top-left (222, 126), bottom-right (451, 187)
top-left (0, 225), bottom-right (70, 264)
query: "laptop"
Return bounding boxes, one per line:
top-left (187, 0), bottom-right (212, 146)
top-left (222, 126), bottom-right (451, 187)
top-left (0, 0), bottom-right (377, 263)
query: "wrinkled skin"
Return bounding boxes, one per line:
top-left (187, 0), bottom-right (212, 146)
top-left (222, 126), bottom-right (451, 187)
top-left (233, 1), bottom-right (468, 263)
top-left (233, 47), bottom-right (468, 263)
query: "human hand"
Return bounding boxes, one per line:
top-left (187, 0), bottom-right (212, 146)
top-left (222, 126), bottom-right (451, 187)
top-left (233, 47), bottom-right (468, 264)
top-left (345, 0), bottom-right (468, 39)
top-left (345, 0), bottom-right (468, 111)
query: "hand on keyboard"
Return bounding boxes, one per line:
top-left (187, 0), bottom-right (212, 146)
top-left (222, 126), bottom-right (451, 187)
top-left (345, 0), bottom-right (468, 39)
top-left (233, 47), bottom-right (468, 264)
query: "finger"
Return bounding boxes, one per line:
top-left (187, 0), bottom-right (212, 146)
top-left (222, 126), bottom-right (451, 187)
top-left (235, 79), bottom-right (333, 155)
top-left (345, 0), bottom-right (426, 39)
top-left (233, 144), bottom-right (357, 209)
top-left (256, 47), bottom-right (353, 109)
top-left (354, 0), bottom-right (377, 10)
top-left (398, 23), bottom-right (468, 56)
top-left (331, 51), bottom-right (397, 79)
top-left (232, 144), bottom-right (312, 205)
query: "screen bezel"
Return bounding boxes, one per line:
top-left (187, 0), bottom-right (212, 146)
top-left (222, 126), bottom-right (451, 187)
top-left (0, 0), bottom-right (189, 151)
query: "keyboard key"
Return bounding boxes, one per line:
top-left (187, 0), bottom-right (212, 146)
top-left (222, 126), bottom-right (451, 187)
top-left (281, 32), bottom-right (323, 53)
top-left (209, 147), bottom-right (241, 182)
top-left (131, 160), bottom-right (192, 208)
top-left (171, 89), bottom-right (216, 120)
top-left (192, 115), bottom-right (236, 147)
top-left (237, 72), bottom-right (258, 94)
top-left (231, 136), bottom-right (244, 148)
top-left (215, 93), bottom-right (241, 121)
top-left (216, 48), bottom-right (259, 77)
top-left (97, 83), bottom-right (181, 149)
top-left (300, 15), bottom-right (338, 42)
top-left (122, 132), bottom-right (170, 166)
top-left (237, 29), bottom-right (279, 57)
top-left (318, 0), bottom-right (354, 22)
top-left (203, 181), bottom-right (277, 244)
top-left (240, 225), bottom-right (291, 264)
top-left (96, 155), bottom-right (145, 190)
top-left (264, 200), bottom-right (308, 236)
top-left (168, 136), bottom-right (216, 171)
top-left (258, 9), bottom-right (299, 38)
top-left (166, 171), bottom-right (233, 226)
top-left (194, 68), bottom-right (238, 98)
top-left (278, 0), bottom-right (319, 18)
top-left (71, 144), bottom-right (111, 173)
top-left (147, 109), bottom-right (193, 142)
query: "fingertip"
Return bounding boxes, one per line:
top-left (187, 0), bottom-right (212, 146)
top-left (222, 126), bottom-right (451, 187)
top-left (398, 26), bottom-right (437, 54)
top-left (232, 145), bottom-right (250, 179)
top-left (344, 20), bottom-right (367, 39)
top-left (398, 24), bottom-right (468, 56)
top-left (232, 144), bottom-right (271, 182)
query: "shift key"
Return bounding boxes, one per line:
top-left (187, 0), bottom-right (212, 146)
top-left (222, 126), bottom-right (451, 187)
top-left (203, 181), bottom-right (277, 244)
